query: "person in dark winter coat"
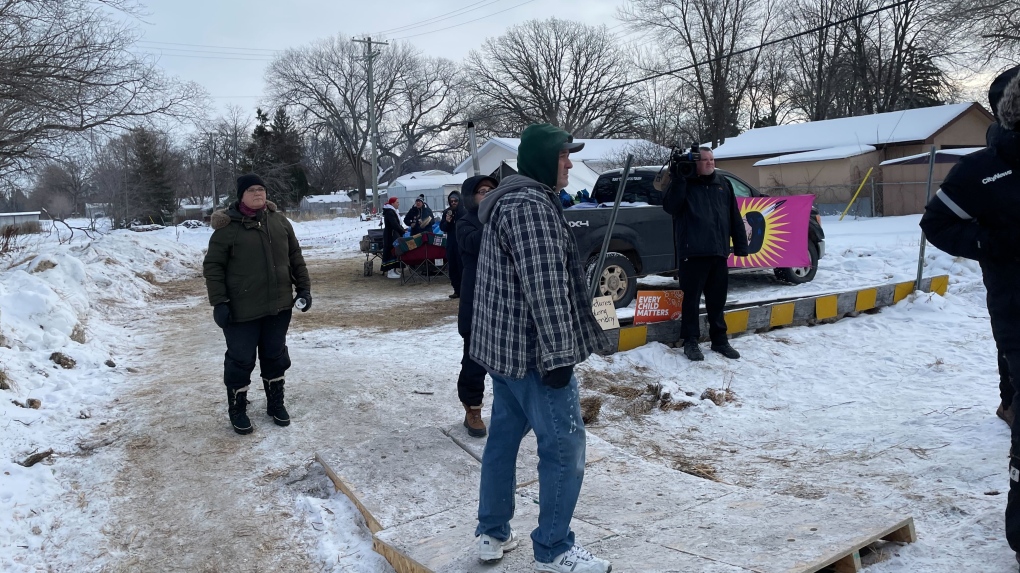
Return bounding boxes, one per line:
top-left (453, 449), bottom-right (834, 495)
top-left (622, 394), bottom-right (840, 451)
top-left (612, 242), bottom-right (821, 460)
top-left (203, 174), bottom-right (311, 435)
top-left (403, 194), bottom-right (434, 235)
top-left (663, 147), bottom-right (749, 362)
top-left (471, 123), bottom-right (613, 572)
top-left (439, 191), bottom-right (465, 299)
top-left (381, 197), bottom-right (405, 279)
top-left (453, 177), bottom-right (497, 437)
top-left (919, 67), bottom-right (1020, 559)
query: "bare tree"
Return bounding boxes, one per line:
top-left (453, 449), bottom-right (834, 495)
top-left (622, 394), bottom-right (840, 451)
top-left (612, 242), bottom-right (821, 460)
top-left (378, 54), bottom-right (469, 183)
top-left (834, 0), bottom-right (959, 115)
top-left (268, 37), bottom-right (413, 194)
top-left (464, 18), bottom-right (637, 138)
top-left (745, 48), bottom-right (794, 128)
top-left (0, 0), bottom-right (202, 177)
top-left (783, 0), bottom-right (853, 121)
top-left (620, 0), bottom-right (778, 146)
top-left (952, 0), bottom-right (1020, 63)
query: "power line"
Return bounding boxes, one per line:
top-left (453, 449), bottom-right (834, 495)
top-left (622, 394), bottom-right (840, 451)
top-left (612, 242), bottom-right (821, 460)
top-left (137, 46), bottom-right (277, 58)
top-left (137, 51), bottom-right (273, 62)
top-left (390, 0), bottom-right (540, 40)
top-left (372, 0), bottom-right (505, 36)
top-left (136, 40), bottom-right (281, 53)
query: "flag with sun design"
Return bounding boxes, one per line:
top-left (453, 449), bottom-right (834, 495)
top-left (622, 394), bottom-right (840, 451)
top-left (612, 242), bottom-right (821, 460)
top-left (728, 195), bottom-right (814, 268)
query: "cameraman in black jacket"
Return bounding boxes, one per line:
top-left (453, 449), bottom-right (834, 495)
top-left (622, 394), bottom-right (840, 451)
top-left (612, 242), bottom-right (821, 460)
top-left (919, 67), bottom-right (1020, 559)
top-left (663, 147), bottom-right (749, 361)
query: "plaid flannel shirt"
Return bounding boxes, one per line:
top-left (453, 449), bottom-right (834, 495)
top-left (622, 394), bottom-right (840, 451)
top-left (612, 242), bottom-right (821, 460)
top-left (469, 176), bottom-right (610, 379)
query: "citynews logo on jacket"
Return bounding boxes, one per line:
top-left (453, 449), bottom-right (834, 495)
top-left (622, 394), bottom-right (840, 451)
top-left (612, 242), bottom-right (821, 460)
top-left (983, 170), bottom-right (1014, 185)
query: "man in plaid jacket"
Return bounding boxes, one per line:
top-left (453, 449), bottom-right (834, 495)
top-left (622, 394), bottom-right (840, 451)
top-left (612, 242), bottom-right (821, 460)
top-left (470, 123), bottom-right (613, 573)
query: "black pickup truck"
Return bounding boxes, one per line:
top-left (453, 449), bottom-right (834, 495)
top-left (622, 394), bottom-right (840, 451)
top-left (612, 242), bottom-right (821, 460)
top-left (565, 166), bottom-right (826, 308)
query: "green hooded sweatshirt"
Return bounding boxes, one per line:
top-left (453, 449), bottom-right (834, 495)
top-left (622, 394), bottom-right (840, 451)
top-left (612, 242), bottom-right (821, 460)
top-left (516, 123), bottom-right (572, 189)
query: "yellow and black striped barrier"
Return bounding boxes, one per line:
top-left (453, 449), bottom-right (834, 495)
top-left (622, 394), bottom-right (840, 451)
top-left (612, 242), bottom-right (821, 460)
top-left (609, 275), bottom-right (950, 353)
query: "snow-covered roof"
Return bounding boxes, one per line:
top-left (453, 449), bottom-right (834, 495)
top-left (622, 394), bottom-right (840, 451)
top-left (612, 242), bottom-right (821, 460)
top-left (879, 147), bottom-right (984, 166)
top-left (714, 103), bottom-right (984, 160)
top-left (388, 172), bottom-right (467, 191)
top-left (393, 170), bottom-right (450, 181)
top-left (302, 194), bottom-right (352, 204)
top-left (454, 138), bottom-right (666, 174)
top-left (753, 145), bottom-right (877, 166)
top-left (499, 159), bottom-right (600, 196)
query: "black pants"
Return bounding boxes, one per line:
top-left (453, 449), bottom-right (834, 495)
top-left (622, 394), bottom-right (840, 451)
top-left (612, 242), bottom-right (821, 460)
top-left (222, 310), bottom-right (292, 391)
top-left (1001, 350), bottom-right (1014, 407)
top-left (449, 252), bottom-right (463, 295)
top-left (678, 256), bottom-right (729, 345)
top-left (1004, 349), bottom-right (1020, 552)
top-left (457, 334), bottom-right (487, 406)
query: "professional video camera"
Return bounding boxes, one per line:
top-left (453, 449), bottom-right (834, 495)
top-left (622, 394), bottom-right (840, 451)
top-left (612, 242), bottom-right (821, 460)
top-left (670, 144), bottom-right (701, 178)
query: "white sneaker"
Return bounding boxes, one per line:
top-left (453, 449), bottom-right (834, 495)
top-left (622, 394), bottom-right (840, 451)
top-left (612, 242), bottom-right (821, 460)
top-left (478, 528), bottom-right (520, 563)
top-left (386, 269), bottom-right (401, 279)
top-left (534, 544), bottom-right (612, 572)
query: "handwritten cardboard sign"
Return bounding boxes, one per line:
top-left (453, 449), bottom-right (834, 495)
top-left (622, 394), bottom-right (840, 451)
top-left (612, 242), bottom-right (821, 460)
top-left (633, 290), bottom-right (684, 325)
top-left (591, 296), bottom-right (620, 330)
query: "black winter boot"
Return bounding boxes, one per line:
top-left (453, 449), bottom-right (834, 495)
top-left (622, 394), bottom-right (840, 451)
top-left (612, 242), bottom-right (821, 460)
top-left (683, 339), bottom-right (704, 361)
top-left (227, 387), bottom-right (253, 435)
top-left (263, 377), bottom-right (290, 427)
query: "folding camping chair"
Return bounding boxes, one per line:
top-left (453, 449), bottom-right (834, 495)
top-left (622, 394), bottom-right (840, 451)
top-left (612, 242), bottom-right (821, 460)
top-left (398, 242), bottom-right (449, 285)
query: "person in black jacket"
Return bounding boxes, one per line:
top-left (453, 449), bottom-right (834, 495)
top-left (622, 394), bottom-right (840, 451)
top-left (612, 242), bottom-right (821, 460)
top-left (454, 177), bottom-right (497, 437)
top-left (403, 194), bottom-right (434, 235)
top-left (381, 197), bottom-right (405, 279)
top-left (440, 191), bottom-right (465, 299)
top-left (919, 67), bottom-right (1020, 559)
top-left (663, 147), bottom-right (749, 361)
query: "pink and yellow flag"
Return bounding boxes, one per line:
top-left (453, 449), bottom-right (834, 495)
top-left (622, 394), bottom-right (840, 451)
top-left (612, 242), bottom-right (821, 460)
top-left (729, 195), bottom-right (814, 269)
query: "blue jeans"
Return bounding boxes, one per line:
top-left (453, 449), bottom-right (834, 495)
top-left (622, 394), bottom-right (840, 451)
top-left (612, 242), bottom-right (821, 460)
top-left (475, 369), bottom-right (586, 563)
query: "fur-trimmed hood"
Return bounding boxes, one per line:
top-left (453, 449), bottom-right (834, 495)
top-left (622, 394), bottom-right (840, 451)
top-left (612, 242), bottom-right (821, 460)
top-left (999, 73), bottom-right (1020, 131)
top-left (210, 200), bottom-right (278, 230)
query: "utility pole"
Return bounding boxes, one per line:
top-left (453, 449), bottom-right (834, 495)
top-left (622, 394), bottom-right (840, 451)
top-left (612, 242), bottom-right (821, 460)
top-left (353, 36), bottom-right (388, 213)
top-left (208, 134), bottom-right (216, 213)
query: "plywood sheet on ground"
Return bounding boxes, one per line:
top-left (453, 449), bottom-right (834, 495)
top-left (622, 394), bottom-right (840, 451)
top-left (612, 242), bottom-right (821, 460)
top-left (319, 427), bottom-right (480, 531)
top-left (319, 428), bottom-right (913, 573)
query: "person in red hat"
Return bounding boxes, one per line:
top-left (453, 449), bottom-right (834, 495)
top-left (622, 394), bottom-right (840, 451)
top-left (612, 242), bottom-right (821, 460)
top-left (381, 197), bottom-right (405, 279)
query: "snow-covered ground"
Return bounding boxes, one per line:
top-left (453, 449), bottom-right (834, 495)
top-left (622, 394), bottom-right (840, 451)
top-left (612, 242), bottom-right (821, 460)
top-left (0, 212), bottom-right (1015, 571)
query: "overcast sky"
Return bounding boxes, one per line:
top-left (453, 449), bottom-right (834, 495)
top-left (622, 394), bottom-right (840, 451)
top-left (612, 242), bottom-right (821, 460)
top-left (132, 0), bottom-right (629, 118)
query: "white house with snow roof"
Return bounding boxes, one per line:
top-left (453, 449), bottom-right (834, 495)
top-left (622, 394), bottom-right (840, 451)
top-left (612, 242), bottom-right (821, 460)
top-left (453, 138), bottom-right (667, 197)
top-left (712, 102), bottom-right (993, 215)
top-left (384, 170), bottom-right (468, 209)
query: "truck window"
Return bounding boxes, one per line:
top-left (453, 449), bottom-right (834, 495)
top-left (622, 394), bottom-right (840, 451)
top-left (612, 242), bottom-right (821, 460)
top-left (725, 176), bottom-right (754, 198)
top-left (592, 174), bottom-right (661, 204)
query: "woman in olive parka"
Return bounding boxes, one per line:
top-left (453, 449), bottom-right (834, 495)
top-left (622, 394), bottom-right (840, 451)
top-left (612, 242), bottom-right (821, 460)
top-left (203, 174), bottom-right (311, 435)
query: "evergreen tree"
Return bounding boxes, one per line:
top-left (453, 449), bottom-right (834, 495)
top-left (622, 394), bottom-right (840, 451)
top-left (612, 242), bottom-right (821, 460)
top-left (129, 128), bottom-right (175, 224)
top-left (243, 107), bottom-right (309, 210)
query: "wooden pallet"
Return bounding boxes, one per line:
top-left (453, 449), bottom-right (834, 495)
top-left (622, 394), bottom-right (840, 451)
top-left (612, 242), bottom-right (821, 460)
top-left (316, 426), bottom-right (915, 573)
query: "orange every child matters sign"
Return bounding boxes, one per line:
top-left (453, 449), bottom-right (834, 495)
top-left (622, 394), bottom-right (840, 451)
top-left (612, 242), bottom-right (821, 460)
top-left (633, 290), bottom-right (685, 325)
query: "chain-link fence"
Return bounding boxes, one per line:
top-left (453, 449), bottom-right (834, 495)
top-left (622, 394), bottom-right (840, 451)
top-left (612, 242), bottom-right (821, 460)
top-left (758, 179), bottom-right (943, 217)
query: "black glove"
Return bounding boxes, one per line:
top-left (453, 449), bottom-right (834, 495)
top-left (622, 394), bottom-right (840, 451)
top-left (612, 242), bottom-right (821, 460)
top-left (213, 303), bottom-right (231, 329)
top-left (295, 291), bottom-right (312, 312)
top-left (541, 365), bottom-right (574, 389)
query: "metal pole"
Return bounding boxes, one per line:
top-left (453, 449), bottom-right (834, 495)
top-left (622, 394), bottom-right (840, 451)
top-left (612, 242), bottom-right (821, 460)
top-left (915, 145), bottom-right (937, 291)
top-left (208, 134), bottom-right (216, 211)
top-left (588, 154), bottom-right (634, 301)
top-left (467, 121), bottom-right (481, 175)
top-left (870, 178), bottom-right (875, 218)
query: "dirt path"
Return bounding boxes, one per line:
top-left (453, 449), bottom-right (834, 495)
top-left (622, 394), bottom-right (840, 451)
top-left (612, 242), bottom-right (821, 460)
top-left (87, 254), bottom-right (463, 572)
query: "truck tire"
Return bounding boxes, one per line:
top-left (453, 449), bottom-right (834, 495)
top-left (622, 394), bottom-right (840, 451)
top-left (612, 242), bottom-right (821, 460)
top-left (775, 241), bottom-right (819, 284)
top-left (586, 252), bottom-right (638, 309)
